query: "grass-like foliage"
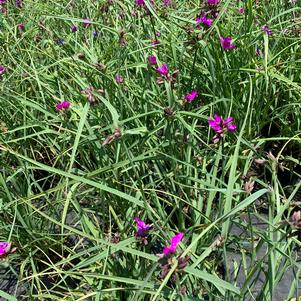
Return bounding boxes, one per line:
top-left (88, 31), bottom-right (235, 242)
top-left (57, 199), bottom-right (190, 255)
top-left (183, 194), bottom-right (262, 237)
top-left (1, 0), bottom-right (301, 300)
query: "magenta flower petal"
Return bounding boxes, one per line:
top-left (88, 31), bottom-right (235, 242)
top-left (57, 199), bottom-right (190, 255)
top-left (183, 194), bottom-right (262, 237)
top-left (147, 55), bottom-right (157, 65)
top-left (200, 16), bottom-right (213, 27)
top-left (135, 0), bottom-right (145, 6)
top-left (61, 101), bottom-right (71, 109)
top-left (207, 0), bottom-right (219, 4)
top-left (184, 90), bottom-right (198, 102)
top-left (208, 114), bottom-right (237, 139)
top-left (170, 232), bottom-right (184, 246)
top-left (162, 232), bottom-right (184, 255)
top-left (156, 63), bottom-right (168, 76)
top-left (0, 242), bottom-right (11, 257)
top-left (115, 74), bottom-right (123, 84)
top-left (213, 114), bottom-right (222, 123)
top-left (56, 100), bottom-right (70, 110)
top-left (223, 117), bottom-right (233, 125)
top-left (220, 37), bottom-right (235, 49)
top-left (0, 65), bottom-right (7, 75)
top-left (227, 123), bottom-right (237, 132)
top-left (56, 103), bottom-right (63, 110)
top-left (208, 118), bottom-right (219, 131)
top-left (134, 218), bottom-right (151, 237)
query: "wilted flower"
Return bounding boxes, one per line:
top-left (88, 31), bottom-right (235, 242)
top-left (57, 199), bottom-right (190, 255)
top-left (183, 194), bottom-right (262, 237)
top-left (164, 107), bottom-right (175, 117)
top-left (208, 114), bottom-right (237, 143)
top-left (254, 158), bottom-right (267, 164)
top-left (17, 23), bottom-right (25, 30)
top-left (184, 90), bottom-right (198, 102)
top-left (115, 74), bottom-right (123, 84)
top-left (291, 211), bottom-right (301, 228)
top-left (134, 218), bottom-right (151, 237)
top-left (152, 40), bottom-right (160, 48)
top-left (207, 0), bottom-right (219, 4)
top-left (261, 24), bottom-right (272, 36)
top-left (148, 55), bottom-right (157, 65)
top-left (15, 0), bottom-right (22, 8)
top-left (102, 128), bottom-right (122, 146)
top-left (196, 15), bottom-right (213, 27)
top-left (71, 25), bottom-right (78, 32)
top-left (0, 65), bottom-right (7, 75)
top-left (56, 100), bottom-right (71, 110)
top-left (163, 232), bottom-right (184, 255)
top-left (83, 17), bottom-right (91, 27)
top-left (136, 0), bottom-right (145, 5)
top-left (119, 30), bottom-right (126, 47)
top-left (0, 242), bottom-right (11, 257)
top-left (156, 63), bottom-right (168, 76)
top-left (244, 179), bottom-right (255, 194)
top-left (81, 86), bottom-right (98, 104)
top-left (256, 47), bottom-right (261, 56)
top-left (159, 254), bottom-right (190, 281)
top-left (163, 0), bottom-right (172, 6)
top-left (220, 36), bottom-right (235, 49)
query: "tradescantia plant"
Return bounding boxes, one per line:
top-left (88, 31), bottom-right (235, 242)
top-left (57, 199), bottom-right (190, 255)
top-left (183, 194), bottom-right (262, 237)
top-left (0, 0), bottom-right (301, 300)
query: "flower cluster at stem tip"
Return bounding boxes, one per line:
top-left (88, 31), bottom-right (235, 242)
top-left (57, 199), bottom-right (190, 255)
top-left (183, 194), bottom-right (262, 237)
top-left (208, 114), bottom-right (237, 143)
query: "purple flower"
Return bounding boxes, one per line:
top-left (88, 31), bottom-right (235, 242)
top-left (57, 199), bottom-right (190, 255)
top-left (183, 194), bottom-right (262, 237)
top-left (207, 0), bottom-right (219, 4)
top-left (163, 232), bottom-right (184, 255)
top-left (196, 15), bottom-right (213, 27)
top-left (115, 74), bottom-right (123, 84)
top-left (156, 64), bottom-right (168, 76)
top-left (0, 65), bottom-right (7, 75)
top-left (238, 7), bottom-right (244, 13)
top-left (17, 23), bottom-right (25, 30)
top-left (184, 90), bottom-right (198, 102)
top-left (93, 31), bottom-right (99, 38)
top-left (0, 0), bottom-right (6, 4)
top-left (261, 24), bottom-right (272, 36)
top-left (135, 0), bottom-right (154, 11)
top-left (256, 47), bottom-right (261, 56)
top-left (155, 32), bottom-right (161, 37)
top-left (134, 218), bottom-right (151, 237)
top-left (136, 0), bottom-right (145, 5)
top-left (56, 100), bottom-right (71, 110)
top-left (163, 0), bottom-right (172, 6)
top-left (15, 0), bottom-right (22, 8)
top-left (220, 36), bottom-right (235, 49)
top-left (148, 55), bottom-right (157, 65)
top-left (0, 242), bottom-right (11, 257)
top-left (208, 114), bottom-right (237, 143)
top-left (71, 25), bottom-right (78, 32)
top-left (83, 17), bottom-right (91, 28)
